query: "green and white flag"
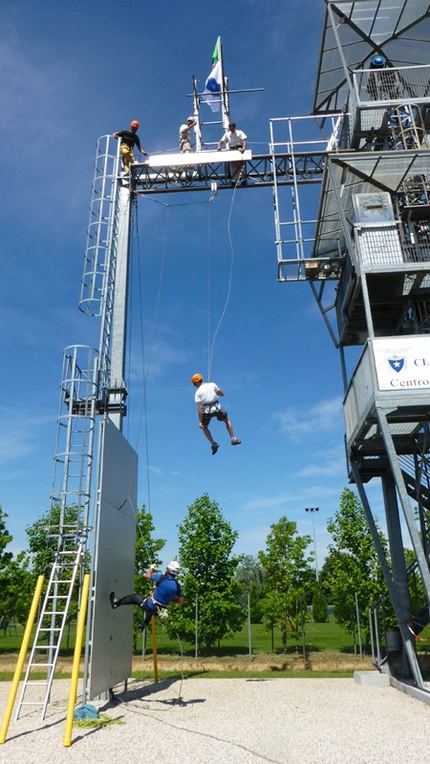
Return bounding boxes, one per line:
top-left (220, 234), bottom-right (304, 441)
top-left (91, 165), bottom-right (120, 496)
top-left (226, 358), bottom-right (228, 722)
top-left (202, 38), bottom-right (222, 113)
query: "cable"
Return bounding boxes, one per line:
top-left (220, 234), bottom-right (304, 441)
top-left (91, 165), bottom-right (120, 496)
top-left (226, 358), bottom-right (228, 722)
top-left (207, 182), bottom-right (238, 380)
top-left (131, 203), bottom-right (169, 513)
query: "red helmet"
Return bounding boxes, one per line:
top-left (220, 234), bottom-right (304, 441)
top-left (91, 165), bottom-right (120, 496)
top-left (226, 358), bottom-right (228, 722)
top-left (130, 120), bottom-right (139, 129)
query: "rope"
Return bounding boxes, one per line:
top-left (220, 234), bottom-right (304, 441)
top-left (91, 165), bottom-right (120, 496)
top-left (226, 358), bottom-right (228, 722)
top-left (131, 203), bottom-right (169, 513)
top-left (405, 621), bottom-right (430, 641)
top-left (207, 182), bottom-right (238, 380)
top-left (207, 203), bottom-right (211, 379)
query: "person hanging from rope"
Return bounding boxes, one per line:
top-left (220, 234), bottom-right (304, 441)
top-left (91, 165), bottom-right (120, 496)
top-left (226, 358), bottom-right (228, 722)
top-left (179, 116), bottom-right (197, 153)
top-left (112, 120), bottom-right (148, 172)
top-left (217, 120), bottom-right (247, 186)
top-left (110, 561), bottom-right (184, 630)
top-left (191, 373), bottom-right (241, 455)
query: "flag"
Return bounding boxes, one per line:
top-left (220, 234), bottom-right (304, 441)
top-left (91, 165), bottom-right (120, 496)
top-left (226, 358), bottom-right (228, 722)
top-left (202, 39), bottom-right (222, 113)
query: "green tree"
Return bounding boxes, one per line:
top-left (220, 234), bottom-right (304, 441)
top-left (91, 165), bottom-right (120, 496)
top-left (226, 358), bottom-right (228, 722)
top-left (168, 494), bottom-right (245, 651)
top-left (24, 504), bottom-right (91, 634)
top-left (312, 590), bottom-right (328, 623)
top-left (258, 516), bottom-right (313, 652)
top-left (25, 504), bottom-right (81, 578)
top-left (326, 487), bottom-right (389, 651)
top-left (235, 555), bottom-right (265, 623)
top-left (0, 506), bottom-right (33, 626)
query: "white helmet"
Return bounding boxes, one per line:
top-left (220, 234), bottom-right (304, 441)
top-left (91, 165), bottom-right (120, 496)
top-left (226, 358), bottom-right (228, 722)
top-left (167, 560), bottom-right (180, 576)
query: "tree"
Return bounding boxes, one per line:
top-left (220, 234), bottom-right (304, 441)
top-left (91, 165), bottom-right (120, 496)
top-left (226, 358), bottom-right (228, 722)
top-left (167, 494), bottom-right (245, 651)
top-left (326, 487), bottom-right (389, 651)
top-left (258, 516), bottom-right (313, 652)
top-left (312, 590), bottom-right (328, 623)
top-left (25, 504), bottom-right (81, 578)
top-left (235, 555), bottom-right (265, 623)
top-left (0, 506), bottom-right (33, 626)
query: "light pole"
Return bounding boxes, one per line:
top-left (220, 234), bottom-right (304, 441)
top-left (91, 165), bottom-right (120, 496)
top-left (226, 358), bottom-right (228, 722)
top-left (305, 507), bottom-right (319, 581)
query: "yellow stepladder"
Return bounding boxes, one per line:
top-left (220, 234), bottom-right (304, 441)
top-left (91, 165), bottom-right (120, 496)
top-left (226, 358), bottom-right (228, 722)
top-left (0, 575), bottom-right (45, 745)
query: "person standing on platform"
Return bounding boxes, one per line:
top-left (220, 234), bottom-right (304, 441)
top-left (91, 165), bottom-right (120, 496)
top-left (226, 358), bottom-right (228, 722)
top-left (179, 116), bottom-right (197, 153)
top-left (217, 121), bottom-right (247, 185)
top-left (113, 120), bottom-right (148, 171)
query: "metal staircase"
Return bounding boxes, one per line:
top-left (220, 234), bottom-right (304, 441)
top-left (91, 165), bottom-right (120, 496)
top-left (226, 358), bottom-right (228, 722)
top-left (15, 538), bottom-right (86, 720)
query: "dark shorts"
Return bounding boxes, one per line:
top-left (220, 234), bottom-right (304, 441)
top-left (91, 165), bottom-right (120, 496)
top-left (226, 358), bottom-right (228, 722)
top-left (202, 407), bottom-right (228, 427)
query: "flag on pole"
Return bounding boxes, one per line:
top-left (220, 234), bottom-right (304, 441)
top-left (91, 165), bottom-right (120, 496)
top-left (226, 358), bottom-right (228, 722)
top-left (202, 39), bottom-right (222, 113)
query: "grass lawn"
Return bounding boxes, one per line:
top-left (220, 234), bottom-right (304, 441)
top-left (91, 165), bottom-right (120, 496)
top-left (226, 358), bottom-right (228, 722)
top-left (2, 617), bottom-right (428, 680)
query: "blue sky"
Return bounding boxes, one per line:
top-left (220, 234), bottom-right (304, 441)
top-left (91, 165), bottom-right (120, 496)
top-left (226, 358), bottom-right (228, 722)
top-left (0, 0), bottom-right (385, 569)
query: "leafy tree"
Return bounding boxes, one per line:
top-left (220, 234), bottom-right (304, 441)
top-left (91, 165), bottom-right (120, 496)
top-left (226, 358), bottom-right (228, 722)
top-left (235, 555), bottom-right (265, 623)
top-left (0, 505), bottom-right (13, 569)
top-left (326, 487), bottom-right (389, 651)
top-left (312, 590), bottom-right (328, 623)
top-left (24, 504), bottom-right (91, 632)
top-left (0, 506), bottom-right (33, 625)
top-left (25, 504), bottom-right (81, 578)
top-left (167, 494), bottom-right (245, 651)
top-left (258, 516), bottom-right (313, 653)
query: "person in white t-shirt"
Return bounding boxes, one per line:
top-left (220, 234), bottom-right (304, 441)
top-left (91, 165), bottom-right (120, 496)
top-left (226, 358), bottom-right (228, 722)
top-left (179, 116), bottom-right (196, 153)
top-left (191, 373), bottom-right (241, 455)
top-left (217, 120), bottom-right (247, 185)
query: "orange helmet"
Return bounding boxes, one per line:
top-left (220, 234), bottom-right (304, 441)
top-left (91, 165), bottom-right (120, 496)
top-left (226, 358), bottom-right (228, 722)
top-left (191, 373), bottom-right (203, 384)
top-left (130, 120), bottom-right (139, 129)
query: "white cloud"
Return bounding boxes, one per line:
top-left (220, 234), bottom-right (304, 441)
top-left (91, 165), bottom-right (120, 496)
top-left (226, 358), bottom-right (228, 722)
top-left (297, 445), bottom-right (346, 478)
top-left (276, 395), bottom-right (344, 439)
top-left (0, 408), bottom-right (51, 463)
top-left (242, 493), bottom-right (290, 511)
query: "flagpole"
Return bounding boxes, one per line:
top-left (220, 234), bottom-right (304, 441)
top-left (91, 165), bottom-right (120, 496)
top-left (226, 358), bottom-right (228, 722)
top-left (218, 36), bottom-right (230, 128)
top-left (192, 75), bottom-right (202, 151)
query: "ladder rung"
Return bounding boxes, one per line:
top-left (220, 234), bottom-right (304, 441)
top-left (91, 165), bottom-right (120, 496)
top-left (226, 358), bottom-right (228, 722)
top-left (22, 681), bottom-right (50, 686)
top-left (21, 700), bottom-right (46, 705)
top-left (47, 594), bottom-right (69, 600)
top-left (29, 662), bottom-right (54, 667)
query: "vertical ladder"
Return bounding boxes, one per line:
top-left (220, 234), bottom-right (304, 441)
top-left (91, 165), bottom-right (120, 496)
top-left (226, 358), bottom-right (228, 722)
top-left (15, 540), bottom-right (85, 720)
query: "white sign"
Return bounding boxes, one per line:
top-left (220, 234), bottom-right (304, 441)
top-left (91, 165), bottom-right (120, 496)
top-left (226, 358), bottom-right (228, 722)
top-left (373, 337), bottom-right (430, 391)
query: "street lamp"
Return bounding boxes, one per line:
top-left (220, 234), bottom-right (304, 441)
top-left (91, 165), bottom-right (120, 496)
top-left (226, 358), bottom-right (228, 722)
top-left (305, 507), bottom-right (319, 580)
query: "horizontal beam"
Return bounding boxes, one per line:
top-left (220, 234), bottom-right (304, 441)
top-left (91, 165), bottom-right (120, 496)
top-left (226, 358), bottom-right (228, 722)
top-left (129, 151), bottom-right (326, 194)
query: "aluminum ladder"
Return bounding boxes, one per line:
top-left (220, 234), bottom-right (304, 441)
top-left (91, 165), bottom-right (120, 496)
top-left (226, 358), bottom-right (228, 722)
top-left (15, 540), bottom-right (85, 720)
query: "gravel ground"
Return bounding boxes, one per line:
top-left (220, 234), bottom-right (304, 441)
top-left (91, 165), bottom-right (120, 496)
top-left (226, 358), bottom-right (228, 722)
top-left (1, 676), bottom-right (430, 764)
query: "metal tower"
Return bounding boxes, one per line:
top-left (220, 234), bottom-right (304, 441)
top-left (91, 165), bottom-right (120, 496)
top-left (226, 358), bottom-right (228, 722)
top-left (272, 0), bottom-right (430, 690)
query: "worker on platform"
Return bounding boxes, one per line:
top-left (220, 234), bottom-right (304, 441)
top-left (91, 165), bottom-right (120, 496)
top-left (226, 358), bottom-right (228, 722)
top-left (112, 120), bottom-right (148, 172)
top-left (217, 121), bottom-right (247, 185)
top-left (110, 561), bottom-right (184, 629)
top-left (179, 116), bottom-right (197, 153)
top-left (191, 373), bottom-right (241, 455)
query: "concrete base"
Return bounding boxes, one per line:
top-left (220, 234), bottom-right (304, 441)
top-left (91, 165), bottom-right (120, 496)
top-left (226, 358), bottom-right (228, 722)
top-left (354, 670), bottom-right (390, 686)
top-left (390, 677), bottom-right (430, 705)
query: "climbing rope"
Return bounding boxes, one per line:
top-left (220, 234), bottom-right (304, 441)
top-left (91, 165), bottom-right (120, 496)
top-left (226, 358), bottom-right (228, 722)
top-left (405, 621), bottom-right (430, 641)
top-left (207, 182), bottom-right (238, 380)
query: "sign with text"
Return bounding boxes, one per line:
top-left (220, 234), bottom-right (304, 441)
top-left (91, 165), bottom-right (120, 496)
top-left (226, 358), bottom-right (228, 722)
top-left (373, 337), bottom-right (430, 391)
